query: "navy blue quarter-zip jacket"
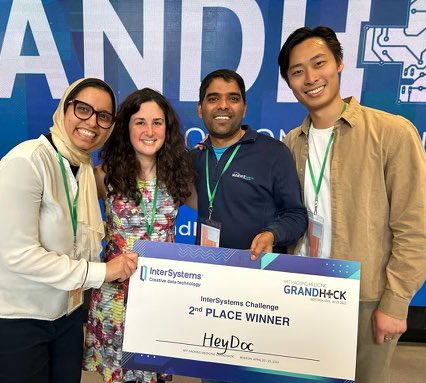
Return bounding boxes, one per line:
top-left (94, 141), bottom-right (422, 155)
top-left (192, 126), bottom-right (307, 252)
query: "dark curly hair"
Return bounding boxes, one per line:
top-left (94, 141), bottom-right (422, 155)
top-left (99, 88), bottom-right (195, 205)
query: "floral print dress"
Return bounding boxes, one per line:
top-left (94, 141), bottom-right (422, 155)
top-left (83, 179), bottom-right (177, 383)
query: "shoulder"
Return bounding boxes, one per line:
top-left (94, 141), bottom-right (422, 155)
top-left (0, 137), bottom-right (55, 187)
top-left (94, 165), bottom-right (107, 199)
top-left (190, 146), bottom-right (208, 167)
top-left (348, 99), bottom-right (417, 136)
top-left (250, 131), bottom-right (294, 162)
top-left (280, 127), bottom-right (304, 157)
top-left (345, 101), bottom-right (424, 157)
top-left (0, 137), bottom-right (55, 171)
top-left (252, 131), bottom-right (287, 148)
top-left (283, 126), bottom-right (303, 144)
top-left (190, 146), bottom-right (206, 157)
top-left (2, 137), bottom-right (45, 158)
top-left (359, 106), bottom-right (420, 147)
top-left (376, 112), bottom-right (414, 135)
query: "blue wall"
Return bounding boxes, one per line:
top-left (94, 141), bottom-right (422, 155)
top-left (0, 0), bottom-right (424, 303)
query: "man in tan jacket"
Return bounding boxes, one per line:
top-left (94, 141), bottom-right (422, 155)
top-left (279, 26), bottom-right (426, 383)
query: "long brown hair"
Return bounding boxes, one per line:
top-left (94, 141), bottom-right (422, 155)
top-left (100, 88), bottom-right (195, 205)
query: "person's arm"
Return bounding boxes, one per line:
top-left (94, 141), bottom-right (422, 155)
top-left (93, 163), bottom-right (138, 283)
top-left (0, 155), bottom-right (97, 290)
top-left (251, 144), bottom-right (307, 259)
top-left (374, 119), bottom-right (426, 342)
top-left (0, 153), bottom-right (136, 291)
top-left (94, 164), bottom-right (107, 199)
top-left (184, 183), bottom-right (198, 210)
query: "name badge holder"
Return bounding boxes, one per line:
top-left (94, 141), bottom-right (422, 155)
top-left (198, 217), bottom-right (222, 247)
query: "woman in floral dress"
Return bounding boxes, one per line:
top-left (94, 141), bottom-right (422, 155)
top-left (83, 88), bottom-right (196, 383)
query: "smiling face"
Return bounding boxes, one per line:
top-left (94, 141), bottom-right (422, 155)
top-left (198, 78), bottom-right (247, 147)
top-left (287, 37), bottom-right (343, 114)
top-left (64, 87), bottom-right (113, 151)
top-left (129, 101), bottom-right (166, 161)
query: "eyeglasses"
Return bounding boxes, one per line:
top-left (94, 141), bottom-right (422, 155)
top-left (68, 99), bottom-right (115, 129)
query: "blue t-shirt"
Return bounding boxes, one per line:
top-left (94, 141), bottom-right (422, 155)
top-left (213, 146), bottom-right (229, 160)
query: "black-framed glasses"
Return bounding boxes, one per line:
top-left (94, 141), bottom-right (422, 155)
top-left (68, 99), bottom-right (115, 129)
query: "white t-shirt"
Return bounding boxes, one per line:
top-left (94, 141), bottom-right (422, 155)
top-left (300, 123), bottom-right (333, 258)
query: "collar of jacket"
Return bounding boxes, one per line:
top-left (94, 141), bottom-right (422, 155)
top-left (298, 96), bottom-right (362, 137)
top-left (200, 125), bottom-right (256, 149)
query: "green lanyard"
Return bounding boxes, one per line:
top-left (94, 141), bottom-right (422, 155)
top-left (58, 153), bottom-right (79, 244)
top-left (307, 102), bottom-right (347, 215)
top-left (140, 183), bottom-right (158, 238)
top-left (205, 144), bottom-right (241, 219)
top-left (307, 132), bottom-right (334, 215)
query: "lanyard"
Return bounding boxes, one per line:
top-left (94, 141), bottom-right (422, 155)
top-left (140, 183), bottom-right (158, 238)
top-left (307, 132), bottom-right (334, 215)
top-left (307, 102), bottom-right (347, 215)
top-left (58, 153), bottom-right (79, 242)
top-left (205, 144), bottom-right (240, 219)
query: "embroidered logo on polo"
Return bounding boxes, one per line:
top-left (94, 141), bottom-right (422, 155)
top-left (232, 171), bottom-right (254, 181)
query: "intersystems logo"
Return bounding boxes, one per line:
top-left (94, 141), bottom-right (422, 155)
top-left (139, 264), bottom-right (202, 287)
top-left (140, 265), bottom-right (149, 282)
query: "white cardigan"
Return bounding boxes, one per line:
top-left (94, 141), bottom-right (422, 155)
top-left (0, 135), bottom-right (106, 320)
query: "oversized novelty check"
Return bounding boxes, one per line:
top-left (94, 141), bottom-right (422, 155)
top-left (122, 241), bottom-right (360, 383)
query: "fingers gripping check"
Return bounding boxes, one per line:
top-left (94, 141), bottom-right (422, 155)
top-left (104, 252), bottom-right (139, 282)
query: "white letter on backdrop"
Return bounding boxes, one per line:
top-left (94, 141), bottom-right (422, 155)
top-left (277, 0), bottom-right (372, 102)
top-left (0, 0), bottom-right (68, 98)
top-left (180, 0), bottom-right (264, 101)
top-left (277, 0), bottom-right (307, 103)
top-left (338, 0), bottom-right (372, 99)
top-left (83, 0), bottom-right (164, 91)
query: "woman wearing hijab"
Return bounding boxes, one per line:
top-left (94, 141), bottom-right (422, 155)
top-left (0, 78), bottom-right (138, 383)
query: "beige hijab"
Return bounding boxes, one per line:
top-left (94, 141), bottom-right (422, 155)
top-left (50, 78), bottom-right (116, 261)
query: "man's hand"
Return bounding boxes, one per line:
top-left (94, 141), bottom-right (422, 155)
top-left (105, 252), bottom-right (139, 282)
top-left (372, 309), bottom-right (407, 345)
top-left (250, 231), bottom-right (274, 260)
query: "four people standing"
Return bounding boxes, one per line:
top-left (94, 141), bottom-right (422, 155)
top-left (0, 24), bottom-right (425, 383)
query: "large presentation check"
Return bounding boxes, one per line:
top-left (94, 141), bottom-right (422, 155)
top-left (122, 241), bottom-right (360, 383)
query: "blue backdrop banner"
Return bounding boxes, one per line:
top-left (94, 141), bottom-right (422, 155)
top-left (0, 0), bottom-right (424, 304)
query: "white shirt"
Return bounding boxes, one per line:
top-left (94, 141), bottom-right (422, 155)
top-left (300, 124), bottom-right (333, 258)
top-left (0, 136), bottom-right (106, 320)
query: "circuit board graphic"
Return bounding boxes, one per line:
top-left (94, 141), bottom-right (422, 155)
top-left (361, 0), bottom-right (426, 103)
